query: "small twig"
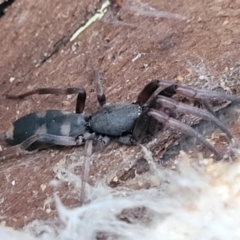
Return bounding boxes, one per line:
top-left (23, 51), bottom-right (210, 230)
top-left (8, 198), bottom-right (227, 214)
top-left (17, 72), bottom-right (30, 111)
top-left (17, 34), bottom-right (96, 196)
top-left (36, 1), bottom-right (111, 67)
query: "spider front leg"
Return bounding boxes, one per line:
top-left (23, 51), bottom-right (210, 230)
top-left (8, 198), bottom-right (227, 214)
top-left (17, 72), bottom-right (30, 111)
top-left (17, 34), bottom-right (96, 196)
top-left (6, 87), bottom-right (86, 114)
top-left (158, 80), bottom-right (240, 103)
top-left (131, 80), bottom-right (186, 143)
top-left (131, 80), bottom-right (165, 143)
top-left (157, 96), bottom-right (233, 141)
top-left (148, 109), bottom-right (222, 160)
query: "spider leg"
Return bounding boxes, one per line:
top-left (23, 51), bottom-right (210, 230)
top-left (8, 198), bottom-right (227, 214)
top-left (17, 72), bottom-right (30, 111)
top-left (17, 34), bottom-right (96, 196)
top-left (93, 135), bottom-right (111, 151)
top-left (148, 109), bottom-right (222, 160)
top-left (137, 80), bottom-right (164, 106)
top-left (157, 96), bottom-right (233, 140)
top-left (131, 80), bottom-right (179, 142)
top-left (93, 70), bottom-right (106, 106)
top-left (6, 87), bottom-right (86, 114)
top-left (158, 80), bottom-right (240, 103)
top-left (0, 134), bottom-right (86, 160)
top-left (80, 139), bottom-right (93, 206)
top-left (131, 80), bottom-right (168, 142)
top-left (177, 86), bottom-right (240, 102)
top-left (75, 90), bottom-right (86, 114)
top-left (131, 100), bottom-right (166, 143)
top-left (201, 100), bottom-right (217, 117)
top-left (6, 87), bottom-right (86, 99)
top-left (132, 109), bottom-right (151, 143)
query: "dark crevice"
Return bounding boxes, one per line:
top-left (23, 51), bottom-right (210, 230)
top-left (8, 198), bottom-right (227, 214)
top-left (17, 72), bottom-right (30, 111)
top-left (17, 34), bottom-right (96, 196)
top-left (0, 0), bottom-right (15, 18)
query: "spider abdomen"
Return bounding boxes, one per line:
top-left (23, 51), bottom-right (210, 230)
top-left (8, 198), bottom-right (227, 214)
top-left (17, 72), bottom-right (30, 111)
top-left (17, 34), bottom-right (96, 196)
top-left (5, 110), bottom-right (87, 146)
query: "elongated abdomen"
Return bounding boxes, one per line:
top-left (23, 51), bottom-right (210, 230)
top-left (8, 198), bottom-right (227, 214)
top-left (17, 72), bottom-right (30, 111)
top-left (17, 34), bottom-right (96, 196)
top-left (5, 110), bottom-right (87, 146)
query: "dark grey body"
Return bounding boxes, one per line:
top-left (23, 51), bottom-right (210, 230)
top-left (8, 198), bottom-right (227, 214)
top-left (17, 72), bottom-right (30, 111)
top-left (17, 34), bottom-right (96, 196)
top-left (89, 104), bottom-right (142, 136)
top-left (5, 104), bottom-right (142, 150)
top-left (6, 110), bottom-right (87, 146)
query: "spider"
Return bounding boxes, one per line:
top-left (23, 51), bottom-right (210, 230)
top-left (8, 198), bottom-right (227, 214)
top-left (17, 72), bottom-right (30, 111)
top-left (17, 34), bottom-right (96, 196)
top-left (0, 71), bottom-right (240, 160)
